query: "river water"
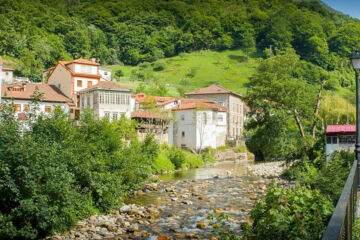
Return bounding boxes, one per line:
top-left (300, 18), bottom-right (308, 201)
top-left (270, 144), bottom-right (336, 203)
top-left (124, 160), bottom-right (271, 239)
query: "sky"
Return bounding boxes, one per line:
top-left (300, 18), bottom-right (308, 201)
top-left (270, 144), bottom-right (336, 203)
top-left (322, 0), bottom-right (360, 19)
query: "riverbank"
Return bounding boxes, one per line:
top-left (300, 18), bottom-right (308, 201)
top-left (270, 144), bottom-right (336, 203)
top-left (247, 160), bottom-right (290, 177)
top-left (48, 161), bottom-right (290, 240)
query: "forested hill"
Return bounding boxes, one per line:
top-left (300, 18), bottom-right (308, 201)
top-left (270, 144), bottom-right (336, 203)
top-left (0, 0), bottom-right (360, 81)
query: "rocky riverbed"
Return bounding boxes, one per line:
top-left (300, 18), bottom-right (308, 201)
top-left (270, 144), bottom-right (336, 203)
top-left (247, 160), bottom-right (290, 177)
top-left (49, 161), bottom-right (290, 240)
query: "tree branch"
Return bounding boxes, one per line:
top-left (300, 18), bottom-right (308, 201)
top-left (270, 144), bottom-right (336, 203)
top-left (293, 110), bottom-right (305, 138)
top-left (312, 80), bottom-right (326, 138)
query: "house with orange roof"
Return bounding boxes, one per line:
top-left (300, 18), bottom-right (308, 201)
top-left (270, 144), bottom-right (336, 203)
top-left (169, 99), bottom-right (227, 150)
top-left (1, 82), bottom-right (74, 119)
top-left (186, 84), bottom-right (245, 140)
top-left (46, 58), bottom-right (111, 118)
top-left (78, 81), bottom-right (135, 120)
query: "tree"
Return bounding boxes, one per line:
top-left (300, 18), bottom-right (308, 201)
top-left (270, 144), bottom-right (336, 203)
top-left (245, 49), bottom-right (327, 160)
top-left (240, 30), bottom-right (256, 61)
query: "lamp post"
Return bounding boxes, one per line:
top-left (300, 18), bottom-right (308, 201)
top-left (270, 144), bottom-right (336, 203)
top-left (350, 50), bottom-right (360, 188)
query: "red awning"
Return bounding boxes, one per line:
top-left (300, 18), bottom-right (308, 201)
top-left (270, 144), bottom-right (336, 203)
top-left (326, 125), bottom-right (356, 135)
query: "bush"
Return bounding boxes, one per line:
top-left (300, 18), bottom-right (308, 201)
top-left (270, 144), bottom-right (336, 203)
top-left (241, 183), bottom-right (334, 240)
top-left (152, 151), bottom-right (175, 174)
top-left (153, 60), bottom-right (166, 71)
top-left (183, 152), bottom-right (203, 168)
top-left (139, 62), bottom-right (151, 69)
top-left (168, 146), bottom-right (186, 169)
top-left (0, 106), bottom-right (159, 239)
top-left (114, 69), bottom-right (124, 78)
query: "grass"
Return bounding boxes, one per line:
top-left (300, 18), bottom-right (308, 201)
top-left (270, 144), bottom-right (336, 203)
top-left (104, 49), bottom-right (260, 96)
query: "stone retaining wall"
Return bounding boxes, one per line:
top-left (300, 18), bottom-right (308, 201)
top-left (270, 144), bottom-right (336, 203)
top-left (215, 149), bottom-right (247, 162)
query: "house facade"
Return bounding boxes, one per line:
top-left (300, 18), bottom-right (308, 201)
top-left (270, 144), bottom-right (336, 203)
top-left (99, 67), bottom-right (112, 81)
top-left (169, 101), bottom-right (227, 150)
top-left (47, 58), bottom-right (102, 118)
top-left (186, 84), bottom-right (244, 140)
top-left (1, 83), bottom-right (73, 117)
top-left (325, 125), bottom-right (356, 161)
top-left (79, 81), bottom-right (135, 120)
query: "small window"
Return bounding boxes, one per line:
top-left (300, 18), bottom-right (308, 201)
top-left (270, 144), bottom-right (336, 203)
top-left (24, 105), bottom-right (30, 112)
top-left (104, 112), bottom-right (110, 119)
top-left (181, 115), bottom-right (185, 121)
top-left (45, 106), bottom-right (51, 113)
top-left (70, 109), bottom-right (74, 113)
top-left (81, 97), bottom-right (84, 107)
top-left (13, 104), bottom-right (21, 112)
top-left (332, 136), bottom-right (338, 144)
top-left (112, 112), bottom-right (118, 120)
top-left (87, 81), bottom-right (93, 87)
top-left (77, 80), bottom-right (82, 88)
top-left (217, 114), bottom-right (223, 121)
top-left (182, 131), bottom-right (185, 137)
top-left (87, 96), bottom-right (90, 106)
top-left (104, 72), bottom-right (108, 75)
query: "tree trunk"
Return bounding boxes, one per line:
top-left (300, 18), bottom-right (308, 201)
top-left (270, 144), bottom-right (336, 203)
top-left (293, 110), bottom-right (305, 138)
top-left (312, 80), bottom-right (326, 138)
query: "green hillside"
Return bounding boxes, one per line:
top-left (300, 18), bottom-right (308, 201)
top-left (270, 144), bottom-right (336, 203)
top-left (105, 49), bottom-right (259, 96)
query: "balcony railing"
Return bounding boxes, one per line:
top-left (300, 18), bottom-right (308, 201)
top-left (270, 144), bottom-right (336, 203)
top-left (322, 160), bottom-right (358, 240)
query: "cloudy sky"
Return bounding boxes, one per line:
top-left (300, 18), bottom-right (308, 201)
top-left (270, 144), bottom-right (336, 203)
top-left (322, 0), bottom-right (360, 19)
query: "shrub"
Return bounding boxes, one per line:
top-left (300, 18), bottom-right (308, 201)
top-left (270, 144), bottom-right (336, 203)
top-left (0, 106), bottom-right (159, 239)
top-left (152, 151), bottom-right (175, 174)
top-left (153, 60), bottom-right (166, 71)
top-left (168, 146), bottom-right (186, 169)
top-left (114, 69), bottom-right (124, 78)
top-left (139, 62), bottom-right (151, 69)
top-left (241, 183), bottom-right (334, 240)
top-left (183, 152), bottom-right (203, 168)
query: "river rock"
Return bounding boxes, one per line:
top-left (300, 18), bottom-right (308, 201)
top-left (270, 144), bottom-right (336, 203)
top-left (182, 200), bottom-right (193, 205)
top-left (120, 205), bottom-right (131, 213)
top-left (196, 222), bottom-right (206, 229)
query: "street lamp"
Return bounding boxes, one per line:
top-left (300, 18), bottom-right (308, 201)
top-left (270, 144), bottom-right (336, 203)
top-left (350, 50), bottom-right (360, 188)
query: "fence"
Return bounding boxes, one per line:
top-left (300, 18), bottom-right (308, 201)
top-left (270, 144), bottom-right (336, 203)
top-left (322, 160), bottom-right (358, 240)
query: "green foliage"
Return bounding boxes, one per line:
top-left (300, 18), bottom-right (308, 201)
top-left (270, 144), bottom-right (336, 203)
top-left (241, 183), bottom-right (334, 240)
top-left (183, 152), bottom-right (203, 169)
top-left (152, 151), bottom-right (175, 174)
top-left (114, 69), bottom-right (124, 78)
top-left (208, 212), bottom-right (242, 240)
top-left (167, 146), bottom-right (186, 169)
top-left (0, 105), bottom-right (158, 239)
top-left (285, 151), bottom-right (354, 205)
top-left (153, 60), bottom-right (166, 71)
top-left (353, 218), bottom-right (360, 240)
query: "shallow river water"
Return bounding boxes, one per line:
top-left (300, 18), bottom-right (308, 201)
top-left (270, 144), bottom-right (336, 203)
top-left (123, 160), bottom-right (270, 239)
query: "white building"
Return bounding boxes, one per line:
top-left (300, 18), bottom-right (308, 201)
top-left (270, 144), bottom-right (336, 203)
top-left (325, 125), bottom-right (356, 161)
top-left (0, 56), bottom-right (14, 84)
top-left (169, 100), bottom-right (227, 150)
top-left (79, 81), bottom-right (135, 120)
top-left (1, 83), bottom-right (73, 118)
top-left (99, 67), bottom-right (112, 81)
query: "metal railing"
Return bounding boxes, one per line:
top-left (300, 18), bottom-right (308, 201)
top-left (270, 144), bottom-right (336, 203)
top-left (322, 160), bottom-right (358, 240)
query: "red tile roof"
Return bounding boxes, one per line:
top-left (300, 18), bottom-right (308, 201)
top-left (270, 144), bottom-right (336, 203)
top-left (58, 61), bottom-right (101, 79)
top-left (131, 110), bottom-right (169, 120)
top-left (66, 58), bottom-right (100, 66)
top-left (0, 56), bottom-right (3, 65)
top-left (172, 101), bottom-right (227, 111)
top-left (1, 83), bottom-right (74, 105)
top-left (79, 81), bottom-right (132, 92)
top-left (135, 93), bottom-right (178, 105)
top-left (186, 84), bottom-right (242, 98)
top-left (2, 67), bottom-right (14, 71)
top-left (326, 125), bottom-right (356, 135)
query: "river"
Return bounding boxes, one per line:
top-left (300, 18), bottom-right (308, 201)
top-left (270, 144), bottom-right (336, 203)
top-left (122, 160), bottom-right (272, 239)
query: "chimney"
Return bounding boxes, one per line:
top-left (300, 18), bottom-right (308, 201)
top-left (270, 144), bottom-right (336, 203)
top-left (90, 58), bottom-right (96, 63)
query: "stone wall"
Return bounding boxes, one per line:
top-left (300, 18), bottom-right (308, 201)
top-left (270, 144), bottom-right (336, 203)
top-left (215, 149), bottom-right (247, 162)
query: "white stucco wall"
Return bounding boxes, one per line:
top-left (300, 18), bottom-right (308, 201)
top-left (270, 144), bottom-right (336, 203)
top-left (1, 99), bottom-right (70, 115)
top-left (171, 109), bottom-right (227, 150)
top-left (72, 64), bottom-right (98, 74)
top-left (74, 77), bottom-right (99, 93)
top-left (99, 68), bottom-right (112, 81)
top-left (1, 70), bottom-right (13, 83)
top-left (80, 89), bottom-right (133, 120)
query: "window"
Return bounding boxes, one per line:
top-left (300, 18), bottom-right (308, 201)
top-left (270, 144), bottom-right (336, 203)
top-left (87, 81), bottom-right (93, 87)
top-left (87, 96), bottom-right (90, 106)
top-left (13, 104), bottom-right (21, 112)
top-left (339, 135), bottom-right (355, 144)
top-left (327, 136), bottom-right (339, 144)
top-left (181, 115), bottom-right (185, 121)
top-left (217, 101), bottom-right (224, 106)
top-left (24, 105), bottom-right (30, 112)
top-left (104, 72), bottom-right (108, 75)
top-left (112, 112), bottom-right (118, 120)
top-left (81, 97), bottom-right (84, 107)
top-left (217, 114), bottom-right (223, 121)
top-left (45, 106), bottom-right (51, 113)
top-left (104, 112), bottom-right (110, 118)
top-left (182, 131), bottom-right (185, 137)
top-left (77, 80), bottom-right (82, 88)
top-left (203, 112), bottom-right (207, 124)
